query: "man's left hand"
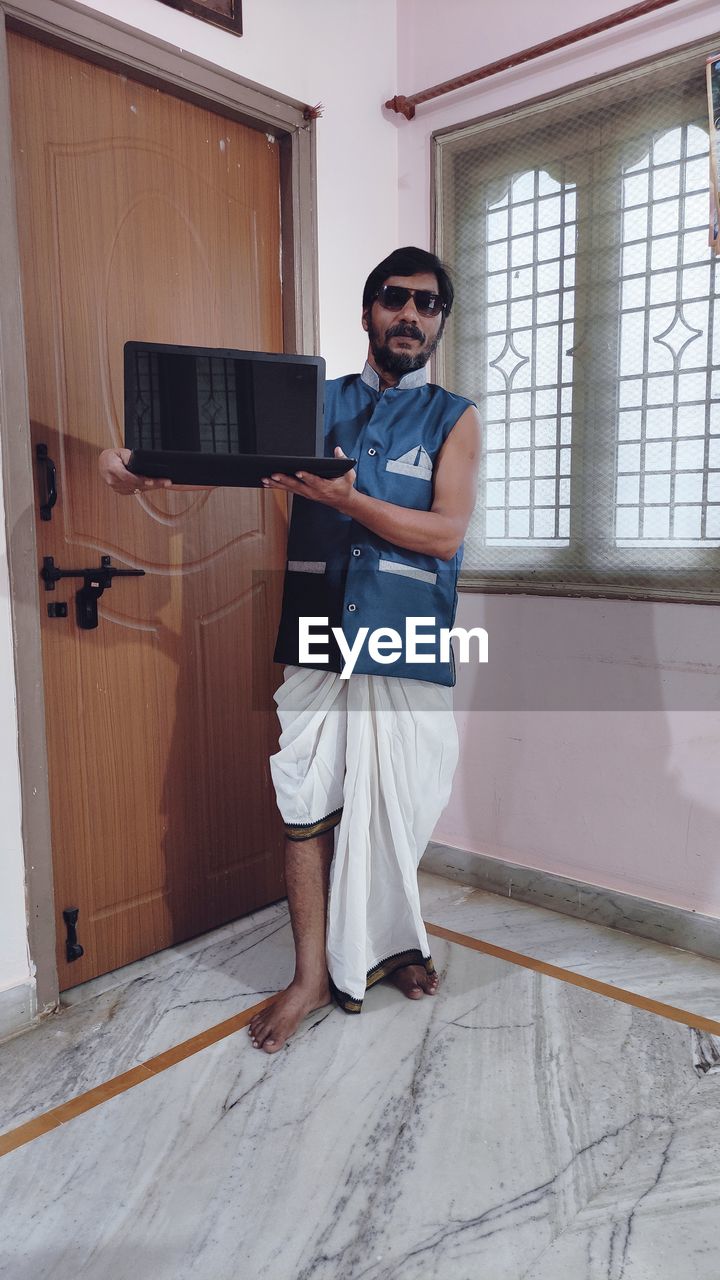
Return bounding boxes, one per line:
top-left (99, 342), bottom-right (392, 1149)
top-left (261, 447), bottom-right (357, 513)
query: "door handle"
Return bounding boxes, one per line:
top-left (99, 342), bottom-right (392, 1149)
top-left (36, 443), bottom-right (58, 521)
top-left (40, 555), bottom-right (145, 629)
top-left (63, 908), bottom-right (84, 962)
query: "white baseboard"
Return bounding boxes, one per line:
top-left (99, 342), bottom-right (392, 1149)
top-left (0, 978), bottom-right (37, 1043)
top-left (422, 841), bottom-right (720, 962)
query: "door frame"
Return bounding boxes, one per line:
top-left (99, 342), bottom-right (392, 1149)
top-left (0, 0), bottom-right (319, 1014)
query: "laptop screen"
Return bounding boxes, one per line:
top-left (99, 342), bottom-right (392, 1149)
top-left (124, 342), bottom-right (325, 457)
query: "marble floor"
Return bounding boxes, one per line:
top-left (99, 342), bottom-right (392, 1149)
top-left (421, 872), bottom-right (720, 1027)
top-left (1, 872), bottom-right (719, 1278)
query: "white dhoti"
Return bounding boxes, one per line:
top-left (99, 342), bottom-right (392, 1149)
top-left (269, 665), bottom-right (459, 1011)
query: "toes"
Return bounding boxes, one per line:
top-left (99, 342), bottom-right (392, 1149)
top-left (248, 1011), bottom-right (287, 1052)
top-left (248, 1018), bottom-right (271, 1048)
top-left (420, 966), bottom-right (439, 992)
top-left (256, 1027), bottom-right (283, 1053)
top-left (390, 965), bottom-right (440, 999)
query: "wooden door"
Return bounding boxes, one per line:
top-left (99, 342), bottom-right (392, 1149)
top-left (8, 34), bottom-right (287, 989)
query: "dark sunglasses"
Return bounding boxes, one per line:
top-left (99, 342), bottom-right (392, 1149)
top-left (375, 284), bottom-right (445, 317)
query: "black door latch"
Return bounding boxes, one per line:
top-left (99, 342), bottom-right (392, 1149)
top-left (40, 556), bottom-right (145, 629)
top-left (63, 908), bottom-right (84, 963)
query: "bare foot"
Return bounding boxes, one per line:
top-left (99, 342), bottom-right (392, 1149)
top-left (389, 964), bottom-right (439, 1000)
top-left (248, 979), bottom-right (331, 1054)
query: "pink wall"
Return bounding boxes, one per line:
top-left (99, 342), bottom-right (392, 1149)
top-left (395, 0), bottom-right (715, 91)
top-left (448, 595), bottom-right (720, 915)
top-left (394, 0), bottom-right (720, 914)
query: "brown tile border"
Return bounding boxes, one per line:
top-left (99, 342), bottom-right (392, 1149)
top-left (0, 996), bottom-right (274, 1158)
top-left (426, 921), bottom-right (720, 1036)
top-left (3, 922), bottom-right (720, 1161)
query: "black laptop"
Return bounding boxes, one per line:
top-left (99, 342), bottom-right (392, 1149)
top-left (123, 341), bottom-right (354, 487)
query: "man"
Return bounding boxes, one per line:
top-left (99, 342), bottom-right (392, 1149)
top-left (100, 246), bottom-right (480, 1055)
top-left (249, 246), bottom-right (480, 1052)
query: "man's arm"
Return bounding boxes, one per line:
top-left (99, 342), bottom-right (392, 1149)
top-left (262, 404), bottom-right (482, 561)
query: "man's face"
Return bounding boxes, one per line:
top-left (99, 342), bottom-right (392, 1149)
top-left (362, 272), bottom-right (445, 377)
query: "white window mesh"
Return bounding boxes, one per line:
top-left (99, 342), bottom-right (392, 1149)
top-left (437, 43), bottom-right (720, 599)
top-left (484, 169), bottom-right (576, 546)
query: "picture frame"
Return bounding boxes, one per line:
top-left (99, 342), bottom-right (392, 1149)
top-left (156, 0), bottom-right (242, 37)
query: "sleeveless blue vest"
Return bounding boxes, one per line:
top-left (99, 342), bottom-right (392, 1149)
top-left (273, 365), bottom-right (474, 685)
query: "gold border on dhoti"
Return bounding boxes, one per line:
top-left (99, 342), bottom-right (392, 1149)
top-left (283, 808), bottom-right (343, 842)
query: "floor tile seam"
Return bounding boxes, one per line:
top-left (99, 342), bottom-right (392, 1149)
top-left (0, 995), bottom-right (275, 1161)
top-left (425, 921), bottom-right (720, 1035)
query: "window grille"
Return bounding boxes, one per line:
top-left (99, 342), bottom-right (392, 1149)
top-left (196, 356), bottom-right (241, 453)
top-left (436, 41), bottom-right (720, 600)
top-left (129, 350), bottom-right (162, 450)
top-left (126, 353), bottom-right (243, 454)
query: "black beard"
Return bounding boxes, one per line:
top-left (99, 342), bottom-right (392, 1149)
top-left (367, 317), bottom-right (442, 376)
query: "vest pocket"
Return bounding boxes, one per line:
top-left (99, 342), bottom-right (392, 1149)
top-left (287, 561), bottom-right (326, 574)
top-left (377, 558), bottom-right (437, 585)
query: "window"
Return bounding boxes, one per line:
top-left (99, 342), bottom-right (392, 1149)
top-left (436, 44), bottom-right (720, 600)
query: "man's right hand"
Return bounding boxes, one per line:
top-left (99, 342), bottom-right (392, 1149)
top-left (99, 448), bottom-right (172, 495)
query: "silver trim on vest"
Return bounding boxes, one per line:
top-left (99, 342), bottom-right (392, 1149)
top-left (360, 360), bottom-right (428, 392)
top-left (386, 444), bottom-right (433, 480)
top-left (287, 560), bottom-right (326, 574)
top-left (378, 559), bottom-right (438, 585)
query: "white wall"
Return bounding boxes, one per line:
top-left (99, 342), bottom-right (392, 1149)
top-left (0, 427), bottom-right (30, 999)
top-left (0, 0), bottom-right (400, 1004)
top-left (395, 0), bottom-right (720, 914)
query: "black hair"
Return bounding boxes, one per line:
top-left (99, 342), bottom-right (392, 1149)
top-left (362, 246), bottom-right (454, 316)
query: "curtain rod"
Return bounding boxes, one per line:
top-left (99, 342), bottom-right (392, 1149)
top-left (385, 0), bottom-right (685, 120)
